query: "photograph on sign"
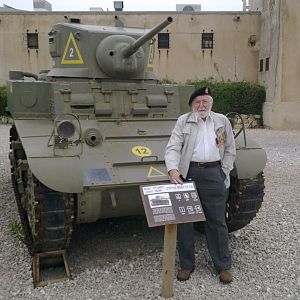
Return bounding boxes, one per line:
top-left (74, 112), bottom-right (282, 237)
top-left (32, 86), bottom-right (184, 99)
top-left (140, 182), bottom-right (205, 227)
top-left (148, 193), bottom-right (171, 208)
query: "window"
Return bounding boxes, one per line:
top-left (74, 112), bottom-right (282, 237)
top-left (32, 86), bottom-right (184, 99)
top-left (265, 57), bottom-right (270, 71)
top-left (158, 33), bottom-right (169, 49)
top-left (27, 33), bottom-right (39, 49)
top-left (259, 59), bottom-right (263, 72)
top-left (201, 33), bottom-right (214, 49)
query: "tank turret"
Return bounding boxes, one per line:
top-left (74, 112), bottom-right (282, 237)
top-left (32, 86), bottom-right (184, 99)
top-left (48, 17), bottom-right (172, 80)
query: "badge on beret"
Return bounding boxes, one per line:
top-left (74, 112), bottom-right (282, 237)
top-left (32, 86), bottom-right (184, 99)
top-left (189, 86), bottom-right (212, 105)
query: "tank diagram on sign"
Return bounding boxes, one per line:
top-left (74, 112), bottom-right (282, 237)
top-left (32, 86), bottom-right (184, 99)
top-left (148, 193), bottom-right (171, 208)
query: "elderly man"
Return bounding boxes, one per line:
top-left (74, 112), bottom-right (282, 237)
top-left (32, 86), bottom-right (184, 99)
top-left (164, 87), bottom-right (236, 284)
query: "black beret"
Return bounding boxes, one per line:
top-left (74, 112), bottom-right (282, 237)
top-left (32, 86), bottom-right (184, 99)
top-left (188, 87), bottom-right (212, 106)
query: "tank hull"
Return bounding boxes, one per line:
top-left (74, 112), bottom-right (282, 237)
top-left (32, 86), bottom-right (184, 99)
top-left (13, 118), bottom-right (174, 223)
top-left (13, 118), bottom-right (266, 224)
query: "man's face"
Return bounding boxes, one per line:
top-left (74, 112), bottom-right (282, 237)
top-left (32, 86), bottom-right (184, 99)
top-left (191, 95), bottom-right (213, 119)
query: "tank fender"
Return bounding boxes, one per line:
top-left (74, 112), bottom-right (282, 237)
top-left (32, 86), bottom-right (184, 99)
top-left (234, 135), bottom-right (267, 179)
top-left (28, 157), bottom-right (83, 193)
top-left (14, 120), bottom-right (83, 193)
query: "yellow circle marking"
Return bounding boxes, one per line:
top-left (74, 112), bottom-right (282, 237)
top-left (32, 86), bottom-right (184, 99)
top-left (132, 146), bottom-right (152, 157)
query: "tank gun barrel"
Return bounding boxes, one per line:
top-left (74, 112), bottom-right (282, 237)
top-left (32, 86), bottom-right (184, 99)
top-left (122, 16), bottom-right (173, 58)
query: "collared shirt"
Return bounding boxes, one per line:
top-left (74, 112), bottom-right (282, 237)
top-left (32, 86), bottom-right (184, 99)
top-left (191, 113), bottom-right (221, 162)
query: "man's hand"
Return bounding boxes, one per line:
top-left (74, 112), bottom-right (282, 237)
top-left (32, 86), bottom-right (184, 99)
top-left (168, 169), bottom-right (184, 184)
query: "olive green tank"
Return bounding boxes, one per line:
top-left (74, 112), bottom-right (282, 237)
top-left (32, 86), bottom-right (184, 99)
top-left (7, 16), bottom-right (266, 257)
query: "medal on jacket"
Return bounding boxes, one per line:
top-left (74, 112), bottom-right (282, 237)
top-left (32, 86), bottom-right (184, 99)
top-left (216, 131), bottom-right (226, 146)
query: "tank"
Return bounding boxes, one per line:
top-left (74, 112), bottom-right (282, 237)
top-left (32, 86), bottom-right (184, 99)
top-left (7, 16), bottom-right (267, 258)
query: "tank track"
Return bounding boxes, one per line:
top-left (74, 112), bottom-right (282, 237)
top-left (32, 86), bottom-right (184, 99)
top-left (226, 172), bottom-right (265, 232)
top-left (9, 125), bottom-right (74, 255)
top-left (27, 172), bottom-right (74, 253)
top-left (11, 172), bottom-right (35, 255)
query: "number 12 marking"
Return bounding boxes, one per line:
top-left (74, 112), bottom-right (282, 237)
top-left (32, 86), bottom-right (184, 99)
top-left (131, 146), bottom-right (152, 157)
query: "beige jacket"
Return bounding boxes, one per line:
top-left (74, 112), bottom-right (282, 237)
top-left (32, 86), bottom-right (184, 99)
top-left (164, 111), bottom-right (236, 188)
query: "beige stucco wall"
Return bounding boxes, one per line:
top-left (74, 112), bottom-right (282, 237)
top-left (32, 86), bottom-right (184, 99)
top-left (281, 1), bottom-right (300, 103)
top-left (252, 0), bottom-right (300, 129)
top-left (148, 13), bottom-right (261, 83)
top-left (276, 0), bottom-right (300, 129)
top-left (0, 11), bottom-right (261, 85)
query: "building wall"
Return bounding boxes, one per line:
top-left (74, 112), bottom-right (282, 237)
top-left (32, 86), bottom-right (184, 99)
top-left (0, 11), bottom-right (261, 85)
top-left (153, 13), bottom-right (260, 83)
top-left (3, 8), bottom-right (299, 129)
top-left (281, 1), bottom-right (300, 103)
top-left (251, 0), bottom-right (300, 129)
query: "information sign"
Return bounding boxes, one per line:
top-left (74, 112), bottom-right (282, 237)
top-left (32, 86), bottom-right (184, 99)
top-left (140, 182), bottom-right (205, 227)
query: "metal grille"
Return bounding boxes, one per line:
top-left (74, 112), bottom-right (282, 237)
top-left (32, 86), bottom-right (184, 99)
top-left (158, 33), bottom-right (169, 49)
top-left (259, 59), bottom-right (263, 72)
top-left (265, 57), bottom-right (270, 71)
top-left (27, 33), bottom-right (39, 49)
top-left (201, 33), bottom-right (214, 49)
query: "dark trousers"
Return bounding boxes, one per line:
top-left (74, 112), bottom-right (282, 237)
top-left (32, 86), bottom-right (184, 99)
top-left (177, 165), bottom-right (232, 272)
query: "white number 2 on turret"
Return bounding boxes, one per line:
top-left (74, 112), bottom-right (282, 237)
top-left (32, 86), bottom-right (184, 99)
top-left (69, 48), bottom-right (74, 57)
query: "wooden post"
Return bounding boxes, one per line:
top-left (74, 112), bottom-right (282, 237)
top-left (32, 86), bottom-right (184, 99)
top-left (161, 223), bottom-right (177, 298)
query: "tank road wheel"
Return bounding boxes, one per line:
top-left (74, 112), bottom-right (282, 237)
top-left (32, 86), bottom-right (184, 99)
top-left (226, 172), bottom-right (265, 232)
top-left (9, 125), bottom-right (74, 256)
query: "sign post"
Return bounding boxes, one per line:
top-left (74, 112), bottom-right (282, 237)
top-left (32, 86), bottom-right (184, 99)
top-left (161, 223), bottom-right (177, 298)
top-left (140, 182), bottom-right (205, 298)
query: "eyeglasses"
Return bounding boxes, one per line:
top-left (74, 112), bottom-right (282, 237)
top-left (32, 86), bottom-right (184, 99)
top-left (192, 99), bottom-right (212, 106)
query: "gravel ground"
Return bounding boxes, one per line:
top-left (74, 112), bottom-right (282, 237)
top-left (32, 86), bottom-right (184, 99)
top-left (0, 124), bottom-right (299, 300)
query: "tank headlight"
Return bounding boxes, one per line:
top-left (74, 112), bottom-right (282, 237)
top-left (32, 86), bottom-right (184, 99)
top-left (57, 121), bottom-right (75, 139)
